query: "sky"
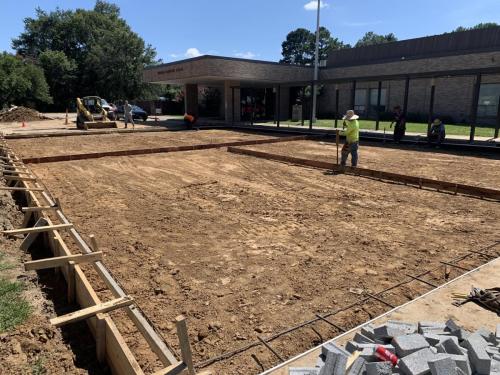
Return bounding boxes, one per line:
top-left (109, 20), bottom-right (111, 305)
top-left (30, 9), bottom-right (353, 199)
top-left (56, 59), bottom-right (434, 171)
top-left (1, 0), bottom-right (499, 62)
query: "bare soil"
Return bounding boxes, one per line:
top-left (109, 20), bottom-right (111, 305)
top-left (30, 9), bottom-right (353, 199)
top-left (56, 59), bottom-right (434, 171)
top-left (8, 129), bottom-right (279, 159)
top-left (241, 139), bottom-right (500, 189)
top-left (0, 107), bottom-right (45, 123)
top-left (0, 186), bottom-right (104, 374)
top-left (20, 131), bottom-right (499, 374)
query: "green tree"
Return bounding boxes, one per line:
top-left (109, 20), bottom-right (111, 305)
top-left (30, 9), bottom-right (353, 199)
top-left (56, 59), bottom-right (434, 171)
top-left (280, 27), bottom-right (348, 65)
top-left (38, 51), bottom-right (76, 109)
top-left (355, 32), bottom-right (398, 48)
top-left (454, 22), bottom-right (499, 32)
top-left (12, 1), bottom-right (158, 108)
top-left (0, 53), bottom-right (52, 108)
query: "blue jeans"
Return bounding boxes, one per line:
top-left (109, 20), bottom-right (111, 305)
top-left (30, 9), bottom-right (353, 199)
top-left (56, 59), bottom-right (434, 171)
top-left (340, 142), bottom-right (358, 167)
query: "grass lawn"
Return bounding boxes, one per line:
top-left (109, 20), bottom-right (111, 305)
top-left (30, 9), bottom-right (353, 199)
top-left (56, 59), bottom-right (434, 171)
top-left (264, 119), bottom-right (497, 138)
top-left (0, 255), bottom-right (31, 332)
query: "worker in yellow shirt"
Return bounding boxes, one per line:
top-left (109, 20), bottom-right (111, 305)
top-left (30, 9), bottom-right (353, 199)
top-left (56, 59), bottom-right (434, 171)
top-left (340, 110), bottom-right (360, 167)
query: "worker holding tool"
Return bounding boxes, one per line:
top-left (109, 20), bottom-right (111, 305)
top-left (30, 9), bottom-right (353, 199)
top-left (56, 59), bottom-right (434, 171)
top-left (124, 100), bottom-right (134, 129)
top-left (390, 106), bottom-right (406, 143)
top-left (340, 110), bottom-right (360, 167)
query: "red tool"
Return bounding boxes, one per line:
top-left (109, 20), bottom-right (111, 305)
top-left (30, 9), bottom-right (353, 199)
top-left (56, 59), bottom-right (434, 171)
top-left (375, 345), bottom-right (398, 366)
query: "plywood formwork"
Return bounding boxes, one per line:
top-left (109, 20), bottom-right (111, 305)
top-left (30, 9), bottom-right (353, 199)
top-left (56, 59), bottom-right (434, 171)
top-left (0, 137), bottom-right (195, 375)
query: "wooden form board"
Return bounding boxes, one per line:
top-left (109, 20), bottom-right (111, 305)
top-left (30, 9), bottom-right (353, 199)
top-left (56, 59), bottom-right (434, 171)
top-left (3, 223), bottom-right (73, 235)
top-left (50, 296), bottom-right (134, 327)
top-left (227, 147), bottom-right (500, 201)
top-left (17, 178), bottom-right (146, 375)
top-left (3, 154), bottom-right (184, 374)
top-left (24, 251), bottom-right (103, 271)
top-left (21, 135), bottom-right (310, 164)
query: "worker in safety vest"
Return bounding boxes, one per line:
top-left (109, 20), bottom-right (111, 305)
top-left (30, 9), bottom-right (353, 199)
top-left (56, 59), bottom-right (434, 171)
top-left (340, 110), bottom-right (360, 167)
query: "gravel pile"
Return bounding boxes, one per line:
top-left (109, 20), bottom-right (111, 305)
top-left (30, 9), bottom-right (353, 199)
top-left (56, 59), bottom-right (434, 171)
top-left (289, 319), bottom-right (500, 374)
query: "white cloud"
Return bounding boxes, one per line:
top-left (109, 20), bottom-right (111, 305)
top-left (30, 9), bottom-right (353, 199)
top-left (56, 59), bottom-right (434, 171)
top-left (234, 51), bottom-right (257, 59)
top-left (304, 0), bottom-right (328, 11)
top-left (185, 48), bottom-right (202, 58)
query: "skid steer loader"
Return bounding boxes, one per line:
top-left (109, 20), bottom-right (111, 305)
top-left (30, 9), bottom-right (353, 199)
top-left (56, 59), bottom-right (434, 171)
top-left (76, 96), bottom-right (118, 130)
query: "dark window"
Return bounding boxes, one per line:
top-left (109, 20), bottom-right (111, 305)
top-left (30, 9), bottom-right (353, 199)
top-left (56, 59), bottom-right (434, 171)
top-left (478, 83), bottom-right (500, 118)
top-left (354, 89), bottom-right (367, 113)
top-left (369, 88), bottom-right (387, 113)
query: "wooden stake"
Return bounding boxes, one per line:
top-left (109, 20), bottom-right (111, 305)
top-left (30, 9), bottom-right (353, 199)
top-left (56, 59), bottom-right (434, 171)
top-left (50, 296), bottom-right (134, 327)
top-left (0, 187), bottom-right (44, 192)
top-left (21, 205), bottom-right (58, 213)
top-left (21, 209), bottom-right (33, 229)
top-left (151, 362), bottom-right (186, 375)
top-left (24, 251), bottom-right (103, 271)
top-left (176, 315), bottom-right (196, 375)
top-left (3, 175), bottom-right (36, 181)
top-left (3, 223), bottom-right (73, 236)
top-left (90, 234), bottom-right (98, 251)
top-left (67, 260), bottom-right (76, 303)
top-left (96, 313), bottom-right (107, 363)
top-left (20, 217), bottom-right (48, 251)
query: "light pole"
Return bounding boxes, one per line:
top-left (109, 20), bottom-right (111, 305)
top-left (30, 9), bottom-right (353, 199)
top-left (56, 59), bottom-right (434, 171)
top-left (311, 0), bottom-right (321, 123)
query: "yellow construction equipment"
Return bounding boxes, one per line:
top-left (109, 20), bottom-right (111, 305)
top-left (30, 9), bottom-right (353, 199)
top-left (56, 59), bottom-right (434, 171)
top-left (76, 96), bottom-right (117, 130)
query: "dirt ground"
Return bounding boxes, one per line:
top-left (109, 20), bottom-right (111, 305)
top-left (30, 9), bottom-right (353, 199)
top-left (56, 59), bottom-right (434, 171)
top-left (8, 129), bottom-right (279, 159)
top-left (0, 185), bottom-right (104, 374)
top-left (241, 139), bottom-right (500, 189)
top-left (19, 131), bottom-right (499, 374)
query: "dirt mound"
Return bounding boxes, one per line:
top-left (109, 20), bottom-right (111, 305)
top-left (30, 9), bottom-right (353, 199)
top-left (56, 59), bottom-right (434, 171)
top-left (0, 106), bottom-right (44, 123)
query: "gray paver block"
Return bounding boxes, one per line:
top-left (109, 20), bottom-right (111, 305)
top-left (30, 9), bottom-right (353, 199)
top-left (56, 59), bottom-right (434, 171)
top-left (388, 320), bottom-right (418, 334)
top-left (345, 341), bottom-right (358, 354)
top-left (448, 354), bottom-right (471, 375)
top-left (321, 341), bottom-right (350, 358)
top-left (318, 351), bottom-right (348, 375)
top-left (375, 321), bottom-right (417, 340)
top-left (445, 319), bottom-right (470, 340)
top-left (419, 322), bottom-right (447, 335)
top-left (486, 345), bottom-right (500, 356)
top-left (490, 356), bottom-right (500, 375)
top-left (361, 324), bottom-right (376, 340)
top-left (445, 319), bottom-right (460, 332)
top-left (436, 337), bottom-right (464, 355)
top-left (420, 326), bottom-right (449, 335)
top-left (492, 355), bottom-right (500, 375)
top-left (428, 357), bottom-right (458, 375)
top-left (349, 343), bottom-right (395, 352)
top-left (424, 333), bottom-right (452, 346)
top-left (353, 332), bottom-right (375, 344)
top-left (366, 361), bottom-right (392, 375)
top-left (359, 346), bottom-right (377, 362)
top-left (347, 357), bottom-right (367, 375)
top-left (289, 368), bottom-right (320, 375)
top-left (475, 327), bottom-right (495, 344)
top-left (393, 333), bottom-right (430, 357)
top-left (463, 334), bottom-right (491, 374)
top-left (398, 347), bottom-right (436, 375)
top-left (316, 354), bottom-right (325, 368)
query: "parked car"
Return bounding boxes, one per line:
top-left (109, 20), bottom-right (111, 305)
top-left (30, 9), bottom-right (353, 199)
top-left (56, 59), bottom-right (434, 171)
top-left (116, 104), bottom-right (148, 121)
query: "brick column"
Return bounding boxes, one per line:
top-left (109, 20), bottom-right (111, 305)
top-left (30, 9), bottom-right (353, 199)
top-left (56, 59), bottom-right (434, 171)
top-left (224, 81), bottom-right (240, 123)
top-left (185, 84), bottom-right (198, 117)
